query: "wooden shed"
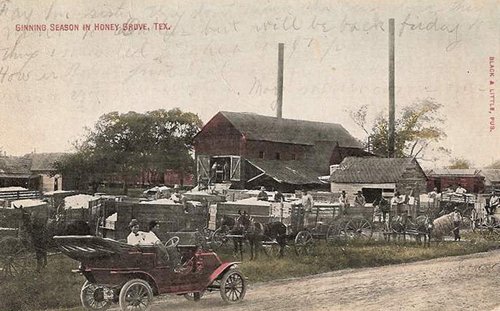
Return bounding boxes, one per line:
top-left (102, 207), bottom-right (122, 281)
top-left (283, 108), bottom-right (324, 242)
top-left (329, 157), bottom-right (427, 203)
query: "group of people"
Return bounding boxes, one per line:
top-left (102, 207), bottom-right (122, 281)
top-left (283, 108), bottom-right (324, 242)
top-left (338, 190), bottom-right (367, 214)
top-left (127, 219), bottom-right (161, 246)
top-left (257, 186), bottom-right (285, 202)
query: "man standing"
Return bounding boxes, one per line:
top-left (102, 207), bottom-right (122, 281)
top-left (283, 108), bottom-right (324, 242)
top-left (354, 191), bottom-right (366, 208)
top-left (488, 191), bottom-right (499, 215)
top-left (391, 191), bottom-right (405, 216)
top-left (338, 190), bottom-right (350, 215)
top-left (455, 184), bottom-right (467, 194)
top-left (301, 190), bottom-right (314, 228)
top-left (427, 187), bottom-right (439, 210)
top-left (452, 207), bottom-right (462, 241)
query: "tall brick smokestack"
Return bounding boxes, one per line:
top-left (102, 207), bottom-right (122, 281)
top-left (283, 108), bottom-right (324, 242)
top-left (277, 43), bottom-right (284, 119)
top-left (388, 19), bottom-right (395, 158)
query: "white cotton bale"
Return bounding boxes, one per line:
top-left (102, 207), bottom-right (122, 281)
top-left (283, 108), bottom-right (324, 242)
top-left (431, 213), bottom-right (455, 239)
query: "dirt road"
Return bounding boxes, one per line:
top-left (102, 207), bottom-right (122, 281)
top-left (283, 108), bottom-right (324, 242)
top-left (145, 250), bottom-right (500, 311)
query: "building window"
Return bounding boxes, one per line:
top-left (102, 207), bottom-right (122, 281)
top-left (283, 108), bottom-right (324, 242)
top-left (291, 153), bottom-right (296, 160)
top-left (259, 151), bottom-right (264, 159)
top-left (275, 152), bottom-right (281, 160)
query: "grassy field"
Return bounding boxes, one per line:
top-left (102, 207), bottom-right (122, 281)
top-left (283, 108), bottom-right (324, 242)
top-left (1, 238), bottom-right (499, 311)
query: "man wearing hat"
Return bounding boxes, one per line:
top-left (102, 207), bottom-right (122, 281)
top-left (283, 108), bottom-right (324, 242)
top-left (127, 219), bottom-right (147, 245)
top-left (452, 207), bottom-right (462, 241)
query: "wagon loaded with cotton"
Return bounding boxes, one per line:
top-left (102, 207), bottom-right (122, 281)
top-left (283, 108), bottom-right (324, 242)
top-left (54, 234), bottom-right (246, 311)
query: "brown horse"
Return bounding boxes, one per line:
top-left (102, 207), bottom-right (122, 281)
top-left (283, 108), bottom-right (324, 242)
top-left (246, 220), bottom-right (287, 260)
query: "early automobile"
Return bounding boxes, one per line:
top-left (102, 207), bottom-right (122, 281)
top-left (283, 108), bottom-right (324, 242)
top-left (54, 233), bottom-right (246, 310)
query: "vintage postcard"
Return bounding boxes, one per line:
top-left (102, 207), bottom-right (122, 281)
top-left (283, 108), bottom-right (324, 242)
top-left (1, 0), bottom-right (499, 310)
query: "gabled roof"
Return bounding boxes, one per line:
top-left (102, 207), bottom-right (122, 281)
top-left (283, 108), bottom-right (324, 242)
top-left (427, 169), bottom-right (482, 177)
top-left (330, 157), bottom-right (425, 183)
top-left (30, 153), bottom-right (66, 171)
top-left (219, 111), bottom-right (361, 148)
top-left (0, 153), bottom-right (67, 176)
top-left (0, 156), bottom-right (32, 175)
top-left (480, 169), bottom-right (500, 184)
top-left (247, 159), bottom-right (323, 185)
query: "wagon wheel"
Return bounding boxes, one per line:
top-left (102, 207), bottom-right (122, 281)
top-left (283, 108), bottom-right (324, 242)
top-left (211, 228), bottom-right (228, 249)
top-left (0, 242), bottom-right (29, 279)
top-left (262, 240), bottom-right (281, 258)
top-left (220, 268), bottom-right (246, 303)
top-left (325, 223), bottom-right (339, 244)
top-left (343, 218), bottom-right (373, 240)
top-left (119, 279), bottom-right (153, 311)
top-left (184, 291), bottom-right (204, 301)
top-left (481, 215), bottom-right (500, 236)
top-left (0, 253), bottom-right (29, 279)
top-left (294, 230), bottom-right (313, 256)
top-left (81, 281), bottom-right (112, 310)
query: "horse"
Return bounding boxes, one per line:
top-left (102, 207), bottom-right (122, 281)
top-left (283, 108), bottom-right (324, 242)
top-left (246, 220), bottom-right (287, 260)
top-left (413, 215), bottom-right (433, 246)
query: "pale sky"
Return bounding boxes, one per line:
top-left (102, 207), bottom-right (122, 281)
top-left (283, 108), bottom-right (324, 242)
top-left (0, 0), bottom-right (498, 169)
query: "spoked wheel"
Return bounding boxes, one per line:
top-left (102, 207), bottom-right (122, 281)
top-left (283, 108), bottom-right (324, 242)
top-left (220, 269), bottom-right (246, 303)
top-left (211, 228), bottom-right (228, 249)
top-left (119, 279), bottom-right (153, 311)
top-left (184, 291), bottom-right (204, 301)
top-left (326, 222), bottom-right (346, 243)
top-left (0, 240), bottom-right (29, 279)
top-left (343, 218), bottom-right (373, 240)
top-left (262, 242), bottom-right (281, 257)
top-left (0, 255), bottom-right (29, 279)
top-left (294, 230), bottom-right (313, 256)
top-left (325, 224), bottom-right (338, 243)
top-left (81, 281), bottom-right (112, 310)
top-left (460, 216), bottom-right (474, 231)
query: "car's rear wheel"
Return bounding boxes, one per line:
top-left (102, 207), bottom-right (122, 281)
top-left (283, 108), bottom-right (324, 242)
top-left (119, 279), bottom-right (153, 311)
top-left (80, 281), bottom-right (111, 310)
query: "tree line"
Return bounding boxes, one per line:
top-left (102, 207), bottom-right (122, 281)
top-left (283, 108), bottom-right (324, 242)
top-left (55, 108), bottom-right (202, 193)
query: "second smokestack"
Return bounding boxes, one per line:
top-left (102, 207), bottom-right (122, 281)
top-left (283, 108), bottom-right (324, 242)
top-left (277, 43), bottom-right (284, 119)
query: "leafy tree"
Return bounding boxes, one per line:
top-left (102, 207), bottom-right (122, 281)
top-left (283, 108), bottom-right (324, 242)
top-left (56, 108), bottom-right (203, 193)
top-left (486, 160), bottom-right (500, 169)
top-left (349, 98), bottom-right (447, 159)
top-left (448, 158), bottom-right (472, 169)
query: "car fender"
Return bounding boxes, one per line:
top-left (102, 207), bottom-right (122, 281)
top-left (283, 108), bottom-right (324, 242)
top-left (208, 262), bottom-right (240, 283)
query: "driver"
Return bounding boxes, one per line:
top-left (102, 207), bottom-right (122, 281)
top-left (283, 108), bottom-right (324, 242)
top-left (144, 220), bottom-right (161, 245)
